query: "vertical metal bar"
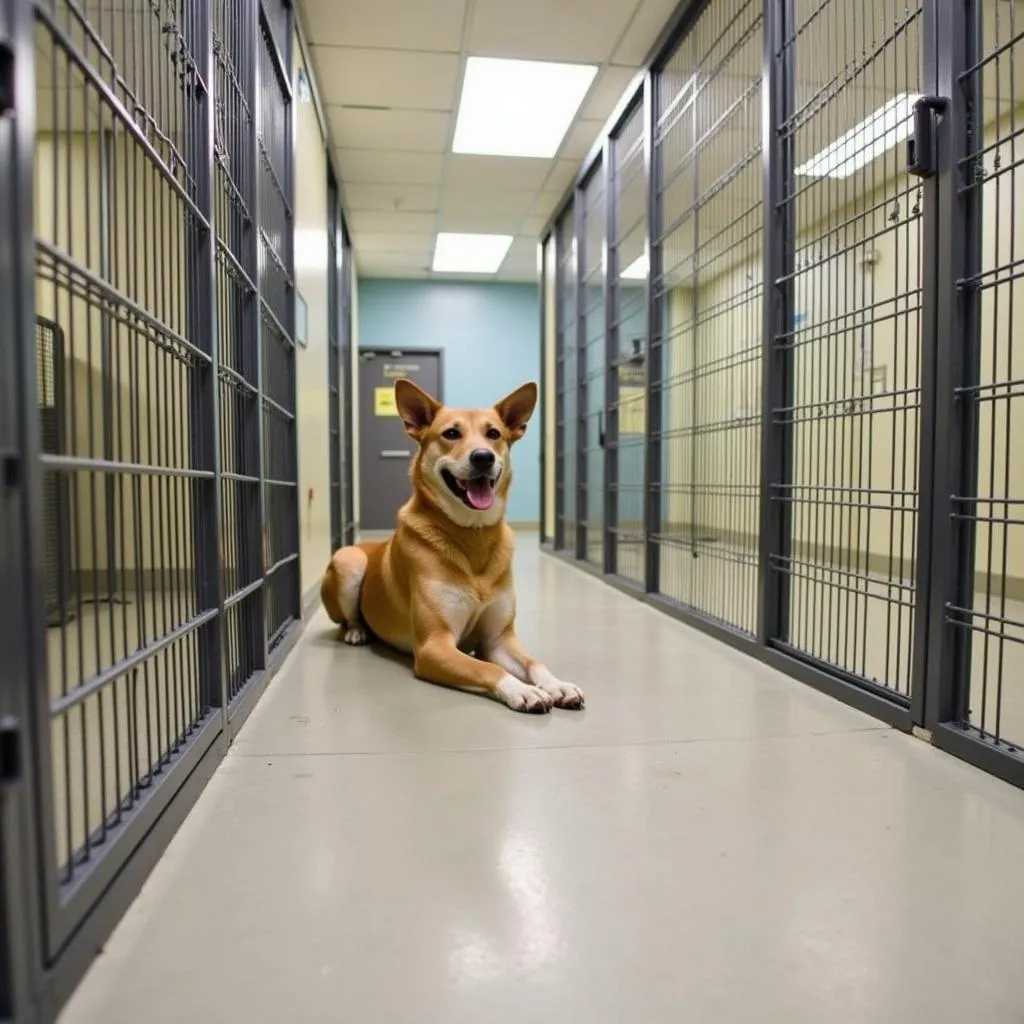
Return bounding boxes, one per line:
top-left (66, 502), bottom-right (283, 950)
top-left (253, 0), bottom-right (270, 662)
top-left (538, 240), bottom-right (548, 545)
top-left (0, 0), bottom-right (45, 1012)
top-left (574, 187), bottom-right (587, 562)
top-left (553, 222), bottom-right (566, 551)
top-left (756, 0), bottom-right (795, 645)
top-left (603, 138), bottom-right (618, 575)
top-left (921, 0), bottom-right (981, 728)
top-left (643, 69), bottom-right (662, 594)
top-left (190, 0), bottom-right (225, 715)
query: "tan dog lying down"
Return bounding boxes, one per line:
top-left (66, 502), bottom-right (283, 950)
top-left (320, 379), bottom-right (585, 714)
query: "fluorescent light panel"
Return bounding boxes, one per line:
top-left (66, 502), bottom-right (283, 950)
top-left (453, 57), bottom-right (598, 159)
top-left (795, 93), bottom-right (922, 179)
top-left (620, 255), bottom-right (648, 281)
top-left (432, 232), bottom-right (513, 274)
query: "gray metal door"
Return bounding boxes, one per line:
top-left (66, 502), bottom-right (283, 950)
top-left (359, 350), bottom-right (442, 531)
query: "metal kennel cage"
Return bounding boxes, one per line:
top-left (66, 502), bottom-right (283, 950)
top-left (540, 0), bottom-right (1024, 793)
top-left (0, 0), bottom-right (341, 1018)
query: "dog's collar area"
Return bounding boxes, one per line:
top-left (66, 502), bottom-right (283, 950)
top-left (441, 468), bottom-right (499, 511)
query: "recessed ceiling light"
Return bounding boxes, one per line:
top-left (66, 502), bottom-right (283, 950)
top-left (453, 57), bottom-right (598, 159)
top-left (620, 255), bottom-right (648, 281)
top-left (795, 93), bottom-right (922, 179)
top-left (432, 232), bottom-right (513, 274)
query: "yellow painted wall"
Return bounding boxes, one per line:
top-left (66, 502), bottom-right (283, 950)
top-left (292, 29), bottom-right (332, 599)
top-left (35, 132), bottom-right (191, 574)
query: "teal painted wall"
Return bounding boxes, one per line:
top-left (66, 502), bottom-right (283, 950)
top-left (357, 279), bottom-right (541, 524)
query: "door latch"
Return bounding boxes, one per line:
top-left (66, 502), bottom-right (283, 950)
top-left (907, 95), bottom-right (948, 179)
top-left (0, 40), bottom-right (14, 117)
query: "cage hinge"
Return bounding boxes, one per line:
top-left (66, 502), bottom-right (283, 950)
top-left (907, 95), bottom-right (948, 179)
top-left (0, 40), bottom-right (13, 116)
top-left (0, 718), bottom-right (20, 785)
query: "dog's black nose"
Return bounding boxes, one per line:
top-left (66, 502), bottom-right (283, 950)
top-left (469, 448), bottom-right (496, 472)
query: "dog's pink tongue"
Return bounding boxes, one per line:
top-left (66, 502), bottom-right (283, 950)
top-left (466, 477), bottom-right (495, 510)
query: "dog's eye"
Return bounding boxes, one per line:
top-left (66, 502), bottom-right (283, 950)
top-left (485, 427), bottom-right (502, 440)
top-left (442, 427), bottom-right (461, 441)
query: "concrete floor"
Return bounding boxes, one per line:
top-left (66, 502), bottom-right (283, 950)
top-left (58, 543), bottom-right (1024, 1024)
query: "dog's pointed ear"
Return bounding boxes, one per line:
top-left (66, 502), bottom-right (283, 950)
top-left (395, 378), bottom-right (441, 439)
top-left (494, 382), bottom-right (538, 442)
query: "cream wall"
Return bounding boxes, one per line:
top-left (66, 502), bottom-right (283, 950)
top-left (35, 132), bottom-right (191, 576)
top-left (292, 30), bottom-right (332, 600)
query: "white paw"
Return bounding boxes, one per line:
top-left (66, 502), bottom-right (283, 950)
top-left (496, 675), bottom-right (554, 715)
top-left (532, 667), bottom-right (585, 710)
top-left (343, 625), bottom-right (369, 646)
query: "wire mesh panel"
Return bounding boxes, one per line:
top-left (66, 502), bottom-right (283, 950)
top-left (770, 0), bottom-right (924, 695)
top-left (943, 0), bottom-right (1024, 755)
top-left (215, 0), bottom-right (264, 704)
top-left (258, 1), bottom-right (299, 651)
top-left (578, 163), bottom-right (606, 567)
top-left (31, 0), bottom-right (221, 948)
top-left (652, 0), bottom-right (763, 633)
top-left (555, 203), bottom-right (577, 553)
top-left (608, 101), bottom-right (648, 585)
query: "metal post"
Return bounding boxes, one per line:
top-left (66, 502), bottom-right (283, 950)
top-left (574, 187), bottom-right (588, 562)
top-left (538, 240), bottom-right (548, 546)
top-left (190, 0), bottom-right (226, 713)
top-left (603, 137), bottom-right (618, 576)
top-left (920, 0), bottom-right (981, 729)
top-left (756, 0), bottom-right (795, 646)
top-left (553, 222), bottom-right (566, 551)
top-left (643, 69), bottom-right (663, 594)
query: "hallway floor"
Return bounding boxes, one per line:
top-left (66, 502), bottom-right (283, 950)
top-left (59, 544), bottom-right (1024, 1023)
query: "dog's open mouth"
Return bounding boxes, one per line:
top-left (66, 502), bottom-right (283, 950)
top-left (441, 469), bottom-right (497, 511)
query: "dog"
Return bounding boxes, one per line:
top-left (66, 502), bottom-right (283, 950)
top-left (320, 378), bottom-right (585, 714)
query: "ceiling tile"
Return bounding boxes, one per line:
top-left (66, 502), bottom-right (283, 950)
top-left (436, 208), bottom-right (526, 234)
top-left (440, 188), bottom-right (538, 218)
top-left (298, 0), bottom-right (467, 51)
top-left (532, 188), bottom-right (572, 225)
top-left (327, 107), bottom-right (451, 153)
top-left (468, 0), bottom-right (642, 62)
top-left (445, 155), bottom-right (551, 191)
top-left (344, 183), bottom-right (440, 212)
top-left (543, 159), bottom-right (580, 195)
top-left (561, 119), bottom-right (605, 161)
top-left (580, 65), bottom-right (640, 122)
top-left (348, 209), bottom-right (439, 233)
top-left (338, 150), bottom-right (445, 186)
top-left (612, 0), bottom-right (680, 65)
top-left (351, 231), bottom-right (435, 253)
top-left (312, 49), bottom-right (460, 111)
top-left (520, 214), bottom-right (550, 236)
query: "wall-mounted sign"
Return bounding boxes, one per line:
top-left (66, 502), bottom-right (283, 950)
top-left (374, 386), bottom-right (398, 417)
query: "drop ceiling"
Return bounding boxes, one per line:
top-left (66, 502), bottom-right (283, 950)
top-left (296, 0), bottom-right (681, 281)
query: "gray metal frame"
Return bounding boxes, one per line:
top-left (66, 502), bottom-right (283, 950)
top-left (0, 0), bottom-right (362, 1018)
top-left (540, 0), bottom-right (1024, 792)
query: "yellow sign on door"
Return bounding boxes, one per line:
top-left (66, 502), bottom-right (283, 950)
top-left (374, 386), bottom-right (398, 417)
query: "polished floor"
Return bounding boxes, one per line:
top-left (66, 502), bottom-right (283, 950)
top-left (59, 543), bottom-right (1024, 1023)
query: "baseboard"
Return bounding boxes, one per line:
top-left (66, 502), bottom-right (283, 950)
top-left (302, 581), bottom-right (321, 620)
top-left (508, 521), bottom-right (539, 532)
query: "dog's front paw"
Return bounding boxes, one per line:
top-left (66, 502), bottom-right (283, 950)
top-left (532, 668), bottom-right (585, 709)
top-left (343, 625), bottom-right (369, 646)
top-left (497, 676), bottom-right (554, 714)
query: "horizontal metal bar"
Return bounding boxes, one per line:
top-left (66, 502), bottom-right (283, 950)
top-left (266, 551), bottom-right (300, 576)
top-left (50, 608), bottom-right (220, 717)
top-left (223, 576), bottom-right (265, 610)
top-left (36, 241), bottom-right (213, 366)
top-left (36, 5), bottom-right (209, 223)
top-left (40, 454), bottom-right (215, 479)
